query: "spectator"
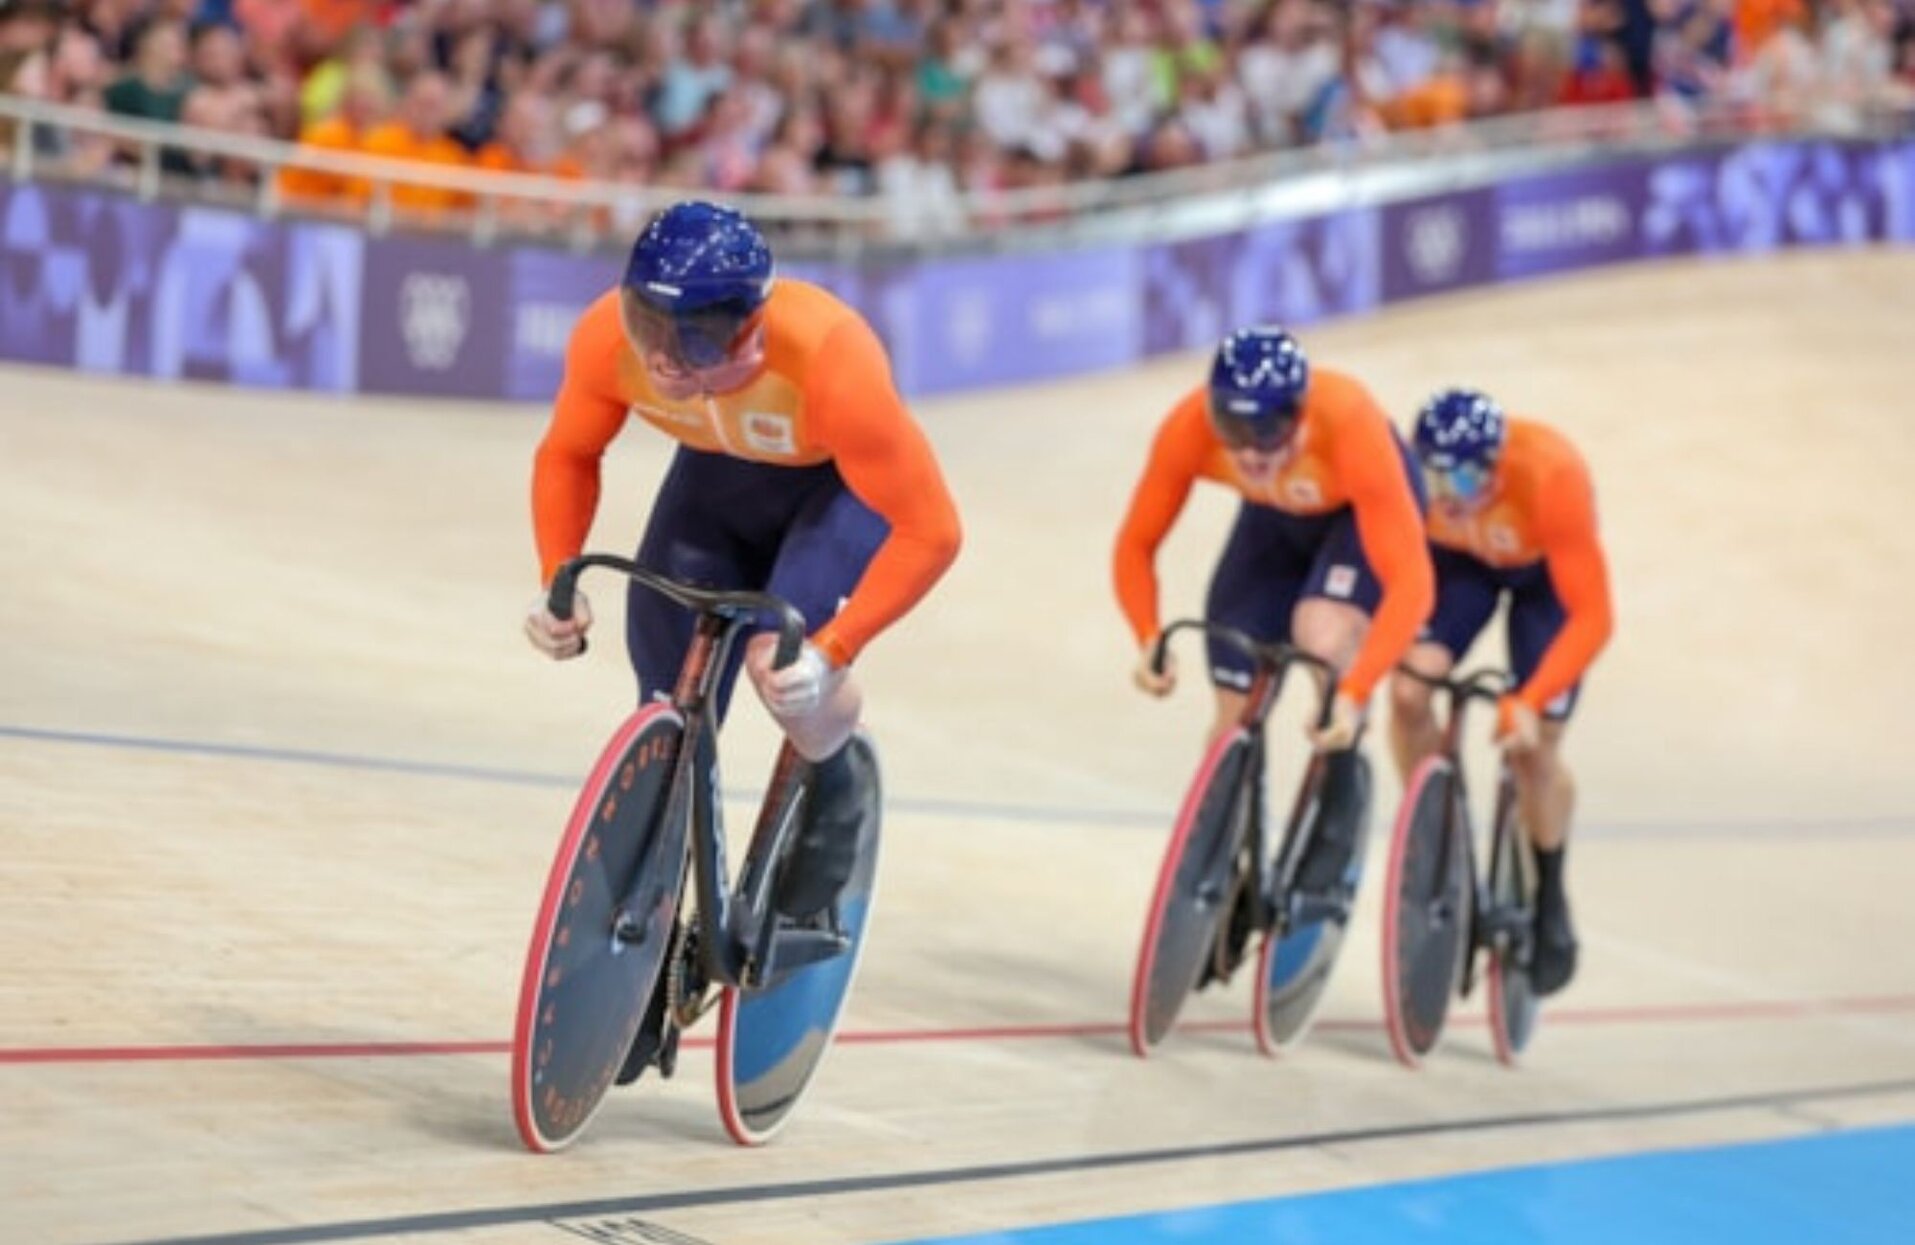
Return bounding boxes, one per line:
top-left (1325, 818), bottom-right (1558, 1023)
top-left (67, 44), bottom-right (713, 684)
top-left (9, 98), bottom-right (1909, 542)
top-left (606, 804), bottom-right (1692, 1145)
top-left (1103, 7), bottom-right (1165, 136)
top-left (917, 15), bottom-right (975, 121)
top-left (1656, 0), bottom-right (1736, 104)
top-left (233, 0), bottom-right (300, 77)
top-left (279, 66), bottom-right (387, 203)
top-left (359, 70), bottom-right (470, 213)
top-left (654, 14), bottom-right (731, 138)
top-left (1238, 0), bottom-right (1340, 147)
top-left (972, 34), bottom-right (1046, 151)
top-left (1155, 0), bottom-right (1224, 107)
top-left (731, 26), bottom-right (785, 148)
top-left (1819, 0), bottom-right (1898, 110)
top-left (1177, 63), bottom-right (1252, 159)
top-left (445, 22), bottom-right (505, 150)
top-left (298, 24), bottom-right (387, 127)
top-left (876, 116), bottom-right (962, 238)
top-left (104, 17), bottom-right (191, 125)
top-left (698, 85), bottom-right (761, 191)
top-left (1561, 32), bottom-right (1638, 104)
top-left (0, 0), bottom-right (59, 157)
top-left (477, 89), bottom-right (570, 176)
top-left (182, 21), bottom-right (267, 179)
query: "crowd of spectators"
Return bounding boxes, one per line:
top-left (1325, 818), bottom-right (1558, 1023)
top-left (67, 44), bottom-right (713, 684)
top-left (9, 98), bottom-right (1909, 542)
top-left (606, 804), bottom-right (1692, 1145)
top-left (2, 0), bottom-right (1911, 230)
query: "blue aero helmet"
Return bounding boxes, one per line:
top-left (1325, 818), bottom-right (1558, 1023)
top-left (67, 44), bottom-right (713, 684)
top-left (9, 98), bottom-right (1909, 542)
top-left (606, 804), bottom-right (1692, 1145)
top-left (620, 200), bottom-right (774, 388)
top-left (1414, 387), bottom-right (1506, 507)
top-left (1208, 327), bottom-right (1309, 453)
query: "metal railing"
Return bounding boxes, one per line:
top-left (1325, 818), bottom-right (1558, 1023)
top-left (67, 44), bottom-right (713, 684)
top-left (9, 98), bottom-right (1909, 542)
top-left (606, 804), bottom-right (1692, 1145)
top-left (1, 91), bottom-right (1907, 259)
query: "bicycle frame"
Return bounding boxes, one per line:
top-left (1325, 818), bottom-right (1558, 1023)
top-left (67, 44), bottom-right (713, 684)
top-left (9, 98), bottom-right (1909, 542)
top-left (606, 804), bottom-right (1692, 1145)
top-left (546, 554), bottom-right (814, 992)
top-left (1395, 665), bottom-right (1530, 994)
top-left (1151, 620), bottom-right (1339, 933)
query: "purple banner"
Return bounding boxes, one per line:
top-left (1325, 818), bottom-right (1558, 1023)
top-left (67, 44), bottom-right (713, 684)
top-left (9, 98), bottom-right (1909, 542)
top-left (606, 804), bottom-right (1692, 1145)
top-left (1495, 165), bottom-right (1646, 279)
top-left (503, 246), bottom-right (613, 402)
top-left (358, 233), bottom-right (509, 398)
top-left (1381, 188), bottom-right (1496, 301)
top-left (1229, 208), bottom-right (1381, 328)
top-left (3, 136), bottom-right (1909, 401)
top-left (894, 245), bottom-right (1139, 395)
top-left (0, 180), bottom-right (361, 388)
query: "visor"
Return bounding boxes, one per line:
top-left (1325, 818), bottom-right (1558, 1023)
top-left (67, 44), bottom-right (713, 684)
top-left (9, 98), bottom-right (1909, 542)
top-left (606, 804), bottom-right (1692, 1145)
top-left (1425, 458), bottom-right (1493, 507)
top-left (620, 287), bottom-right (767, 393)
top-left (1207, 392), bottom-right (1299, 454)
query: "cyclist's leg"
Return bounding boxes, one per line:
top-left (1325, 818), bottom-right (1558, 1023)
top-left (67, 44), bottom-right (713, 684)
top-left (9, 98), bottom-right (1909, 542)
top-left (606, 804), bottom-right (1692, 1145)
top-left (618, 453), bottom-right (802, 1078)
top-left (1288, 508), bottom-right (1391, 890)
top-left (1202, 500), bottom-right (1315, 740)
top-left (1388, 548), bottom-right (1498, 780)
top-left (1292, 430), bottom-right (1429, 699)
top-left (752, 469), bottom-right (890, 919)
top-left (1507, 564), bottom-right (1582, 994)
top-left (626, 449), bottom-right (783, 718)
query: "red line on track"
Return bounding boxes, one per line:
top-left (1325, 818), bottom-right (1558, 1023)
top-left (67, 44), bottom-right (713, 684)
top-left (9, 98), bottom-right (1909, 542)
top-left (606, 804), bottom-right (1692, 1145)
top-left (4, 994), bottom-right (1911, 1067)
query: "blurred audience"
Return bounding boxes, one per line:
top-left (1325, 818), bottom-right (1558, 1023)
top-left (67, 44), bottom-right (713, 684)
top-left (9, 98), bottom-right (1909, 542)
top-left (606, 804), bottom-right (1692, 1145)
top-left (0, 0), bottom-right (1907, 233)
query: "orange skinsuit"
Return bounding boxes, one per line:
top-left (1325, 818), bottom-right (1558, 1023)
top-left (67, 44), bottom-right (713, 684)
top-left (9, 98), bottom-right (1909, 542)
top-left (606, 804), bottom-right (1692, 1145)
top-left (532, 279), bottom-right (962, 669)
top-left (1426, 417), bottom-right (1614, 717)
top-left (1114, 368), bottom-right (1434, 703)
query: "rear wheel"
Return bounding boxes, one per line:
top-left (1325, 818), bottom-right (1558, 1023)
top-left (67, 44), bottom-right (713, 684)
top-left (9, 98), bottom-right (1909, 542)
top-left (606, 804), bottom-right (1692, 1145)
top-left (1486, 795), bottom-right (1539, 1066)
top-left (716, 732), bottom-right (883, 1144)
top-left (1254, 751), bottom-right (1373, 1056)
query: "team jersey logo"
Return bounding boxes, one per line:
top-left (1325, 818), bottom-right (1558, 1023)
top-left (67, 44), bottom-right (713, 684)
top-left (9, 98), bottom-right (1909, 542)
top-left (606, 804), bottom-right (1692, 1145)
top-left (741, 411), bottom-right (798, 456)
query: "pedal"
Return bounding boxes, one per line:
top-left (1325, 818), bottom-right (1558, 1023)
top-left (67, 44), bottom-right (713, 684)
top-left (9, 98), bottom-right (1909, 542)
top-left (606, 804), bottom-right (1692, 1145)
top-left (1476, 905), bottom-right (1532, 946)
top-left (655, 1021), bottom-right (681, 1080)
top-left (1285, 885), bottom-right (1354, 928)
top-left (760, 920), bottom-right (851, 985)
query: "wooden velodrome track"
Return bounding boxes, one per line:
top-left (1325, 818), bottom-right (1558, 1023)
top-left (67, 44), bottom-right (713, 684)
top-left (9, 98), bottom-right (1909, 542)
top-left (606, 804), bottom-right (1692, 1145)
top-left (3, 251), bottom-right (1913, 1245)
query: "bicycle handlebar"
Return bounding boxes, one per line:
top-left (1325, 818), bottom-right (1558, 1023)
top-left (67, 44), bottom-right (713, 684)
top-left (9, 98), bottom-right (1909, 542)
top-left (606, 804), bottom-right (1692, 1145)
top-left (1393, 663), bottom-right (1513, 703)
top-left (1151, 618), bottom-right (1339, 730)
top-left (547, 554), bottom-right (809, 671)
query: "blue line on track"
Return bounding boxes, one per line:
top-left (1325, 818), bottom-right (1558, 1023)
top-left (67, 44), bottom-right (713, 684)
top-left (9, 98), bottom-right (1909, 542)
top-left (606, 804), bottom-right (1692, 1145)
top-left (5, 723), bottom-right (1914, 837)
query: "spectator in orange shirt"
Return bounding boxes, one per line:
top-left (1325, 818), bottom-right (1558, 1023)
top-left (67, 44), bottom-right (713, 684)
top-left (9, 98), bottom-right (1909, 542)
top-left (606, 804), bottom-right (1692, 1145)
top-left (359, 71), bottom-right (471, 213)
top-left (279, 69), bottom-right (387, 204)
top-left (1735, 0), bottom-right (1806, 62)
top-left (475, 90), bottom-right (586, 231)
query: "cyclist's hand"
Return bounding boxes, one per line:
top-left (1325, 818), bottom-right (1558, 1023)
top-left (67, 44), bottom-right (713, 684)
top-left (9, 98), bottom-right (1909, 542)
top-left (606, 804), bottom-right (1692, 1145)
top-left (1496, 696), bottom-right (1541, 752)
top-left (1308, 692), bottom-right (1363, 752)
top-left (762, 641), bottom-right (836, 715)
top-left (525, 589), bottom-right (592, 660)
top-left (1132, 642), bottom-right (1176, 697)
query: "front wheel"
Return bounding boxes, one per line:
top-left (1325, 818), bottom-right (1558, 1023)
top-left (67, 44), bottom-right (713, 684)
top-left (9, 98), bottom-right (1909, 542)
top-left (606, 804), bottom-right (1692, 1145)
top-left (511, 705), bottom-right (690, 1153)
top-left (1380, 756), bottom-right (1472, 1069)
top-left (1129, 730), bottom-right (1258, 1057)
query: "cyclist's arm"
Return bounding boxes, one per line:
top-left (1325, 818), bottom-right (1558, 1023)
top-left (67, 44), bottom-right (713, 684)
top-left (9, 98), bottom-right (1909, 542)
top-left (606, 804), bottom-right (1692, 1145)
top-left (532, 294), bottom-right (629, 584)
top-left (1113, 392), bottom-right (1208, 647)
top-left (1523, 463), bottom-right (1614, 712)
top-left (806, 317), bottom-right (963, 668)
top-left (1334, 408), bottom-right (1435, 703)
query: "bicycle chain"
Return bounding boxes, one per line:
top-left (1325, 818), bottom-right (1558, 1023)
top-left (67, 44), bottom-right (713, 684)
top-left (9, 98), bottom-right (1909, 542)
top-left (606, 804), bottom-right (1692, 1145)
top-left (665, 911), bottom-right (718, 1029)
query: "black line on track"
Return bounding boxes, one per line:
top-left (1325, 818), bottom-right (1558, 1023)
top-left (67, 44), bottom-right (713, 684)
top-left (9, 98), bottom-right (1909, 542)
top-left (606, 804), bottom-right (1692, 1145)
top-left (104, 1076), bottom-right (1915, 1245)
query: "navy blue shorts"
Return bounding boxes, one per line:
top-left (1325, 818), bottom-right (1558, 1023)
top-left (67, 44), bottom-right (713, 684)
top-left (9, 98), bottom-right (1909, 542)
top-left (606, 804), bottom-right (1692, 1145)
top-left (1420, 547), bottom-right (1579, 721)
top-left (1205, 437), bottom-right (1425, 690)
top-left (626, 448), bottom-right (889, 722)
